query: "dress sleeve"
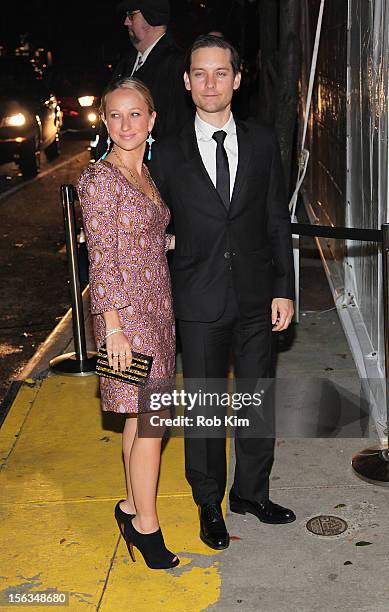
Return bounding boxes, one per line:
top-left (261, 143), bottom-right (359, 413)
top-left (77, 164), bottom-right (131, 315)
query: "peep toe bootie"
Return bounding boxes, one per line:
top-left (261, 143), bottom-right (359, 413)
top-left (115, 500), bottom-right (135, 540)
top-left (124, 519), bottom-right (180, 569)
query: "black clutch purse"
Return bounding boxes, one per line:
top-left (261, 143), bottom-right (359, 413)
top-left (96, 344), bottom-right (153, 388)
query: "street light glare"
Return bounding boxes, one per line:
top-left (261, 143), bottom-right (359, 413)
top-left (78, 96), bottom-right (95, 107)
top-left (5, 113), bottom-right (26, 127)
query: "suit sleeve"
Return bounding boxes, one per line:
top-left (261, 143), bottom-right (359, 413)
top-left (149, 144), bottom-right (170, 204)
top-left (111, 53), bottom-right (133, 80)
top-left (167, 54), bottom-right (193, 133)
top-left (149, 144), bottom-right (175, 237)
top-left (153, 51), bottom-right (192, 137)
top-left (77, 165), bottom-right (131, 315)
top-left (266, 133), bottom-right (295, 300)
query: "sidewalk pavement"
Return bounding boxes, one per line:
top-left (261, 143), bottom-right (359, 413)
top-left (0, 237), bottom-right (387, 612)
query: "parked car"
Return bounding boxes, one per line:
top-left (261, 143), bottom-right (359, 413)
top-left (0, 56), bottom-right (62, 177)
top-left (47, 63), bottom-right (111, 133)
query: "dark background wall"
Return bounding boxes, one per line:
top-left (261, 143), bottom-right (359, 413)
top-left (1, 0), bottom-right (258, 64)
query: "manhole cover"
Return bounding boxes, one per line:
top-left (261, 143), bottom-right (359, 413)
top-left (306, 515), bottom-right (348, 536)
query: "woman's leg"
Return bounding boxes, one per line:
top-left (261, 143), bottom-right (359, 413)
top-left (130, 424), bottom-right (162, 533)
top-left (128, 411), bottom-right (178, 562)
top-left (121, 415), bottom-right (137, 514)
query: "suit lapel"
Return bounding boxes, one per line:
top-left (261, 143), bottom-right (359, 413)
top-left (135, 33), bottom-right (170, 76)
top-left (230, 120), bottom-right (252, 208)
top-left (125, 49), bottom-right (137, 75)
top-left (178, 119), bottom-right (252, 213)
top-left (179, 123), bottom-right (227, 213)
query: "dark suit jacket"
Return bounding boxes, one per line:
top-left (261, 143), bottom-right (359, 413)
top-left (112, 32), bottom-right (193, 138)
top-left (149, 119), bottom-right (295, 322)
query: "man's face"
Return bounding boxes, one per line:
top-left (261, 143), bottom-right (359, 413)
top-left (124, 9), bottom-right (150, 46)
top-left (184, 47), bottom-right (241, 115)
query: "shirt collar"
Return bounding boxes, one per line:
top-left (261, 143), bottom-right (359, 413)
top-left (138, 33), bottom-right (166, 63)
top-left (195, 112), bottom-right (236, 142)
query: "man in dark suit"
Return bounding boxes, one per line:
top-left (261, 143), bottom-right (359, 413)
top-left (93, 0), bottom-right (192, 159)
top-left (113, 0), bottom-right (192, 138)
top-left (150, 35), bottom-right (296, 551)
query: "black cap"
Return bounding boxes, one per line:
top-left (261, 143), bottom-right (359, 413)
top-left (116, 0), bottom-right (170, 26)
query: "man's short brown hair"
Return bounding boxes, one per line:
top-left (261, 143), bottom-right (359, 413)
top-left (185, 35), bottom-right (241, 76)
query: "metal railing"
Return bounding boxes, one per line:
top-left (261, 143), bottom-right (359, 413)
top-left (49, 185), bottom-right (96, 376)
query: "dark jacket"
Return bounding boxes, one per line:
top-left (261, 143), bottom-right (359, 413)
top-left (149, 119), bottom-right (295, 322)
top-left (112, 32), bottom-right (193, 138)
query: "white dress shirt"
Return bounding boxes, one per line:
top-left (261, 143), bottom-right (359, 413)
top-left (195, 112), bottom-right (238, 198)
top-left (131, 33), bottom-right (166, 75)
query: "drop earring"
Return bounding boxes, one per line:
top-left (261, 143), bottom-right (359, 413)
top-left (99, 134), bottom-right (111, 161)
top-left (146, 132), bottom-right (155, 161)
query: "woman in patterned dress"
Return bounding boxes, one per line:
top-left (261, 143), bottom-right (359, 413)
top-left (77, 78), bottom-right (178, 569)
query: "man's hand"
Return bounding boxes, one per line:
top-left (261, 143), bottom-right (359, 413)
top-left (271, 298), bottom-right (294, 332)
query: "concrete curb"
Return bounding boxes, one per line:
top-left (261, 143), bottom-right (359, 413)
top-left (17, 287), bottom-right (95, 381)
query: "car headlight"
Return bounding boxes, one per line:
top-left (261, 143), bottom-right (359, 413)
top-left (87, 112), bottom-right (98, 123)
top-left (78, 96), bottom-right (95, 107)
top-left (1, 112), bottom-right (26, 127)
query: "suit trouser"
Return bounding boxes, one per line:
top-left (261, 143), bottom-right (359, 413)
top-left (178, 286), bottom-right (275, 506)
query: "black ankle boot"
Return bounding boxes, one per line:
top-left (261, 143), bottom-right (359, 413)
top-left (123, 519), bottom-right (179, 570)
top-left (114, 500), bottom-right (135, 539)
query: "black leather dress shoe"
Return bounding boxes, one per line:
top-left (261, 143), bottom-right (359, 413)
top-left (229, 489), bottom-right (296, 524)
top-left (199, 503), bottom-right (230, 550)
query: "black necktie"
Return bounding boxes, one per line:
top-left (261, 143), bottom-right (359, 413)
top-left (212, 130), bottom-right (230, 209)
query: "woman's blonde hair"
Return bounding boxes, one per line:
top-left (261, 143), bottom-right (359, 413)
top-left (100, 77), bottom-right (155, 117)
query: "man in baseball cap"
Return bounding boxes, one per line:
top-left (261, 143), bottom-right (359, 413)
top-left (116, 0), bottom-right (170, 26)
top-left (108, 0), bottom-right (192, 140)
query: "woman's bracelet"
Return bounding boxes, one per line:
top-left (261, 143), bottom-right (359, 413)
top-left (105, 328), bottom-right (122, 339)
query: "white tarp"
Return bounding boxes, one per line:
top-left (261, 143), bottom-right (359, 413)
top-left (299, 0), bottom-right (389, 434)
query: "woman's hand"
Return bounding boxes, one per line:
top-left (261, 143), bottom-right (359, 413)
top-left (106, 331), bottom-right (132, 372)
top-left (165, 234), bottom-right (175, 251)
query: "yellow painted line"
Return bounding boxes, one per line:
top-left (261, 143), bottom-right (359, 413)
top-left (100, 494), bottom-right (222, 611)
top-left (0, 492), bottom-right (194, 508)
top-left (0, 374), bottom-right (224, 610)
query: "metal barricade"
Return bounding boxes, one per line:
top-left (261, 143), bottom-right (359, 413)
top-left (50, 185), bottom-right (96, 376)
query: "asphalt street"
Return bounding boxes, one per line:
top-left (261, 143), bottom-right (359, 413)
top-left (0, 133), bottom-right (90, 404)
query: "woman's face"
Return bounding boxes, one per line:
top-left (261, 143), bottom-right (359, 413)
top-left (104, 88), bottom-right (155, 152)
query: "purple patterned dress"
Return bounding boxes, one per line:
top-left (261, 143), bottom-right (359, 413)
top-left (77, 160), bottom-right (175, 414)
